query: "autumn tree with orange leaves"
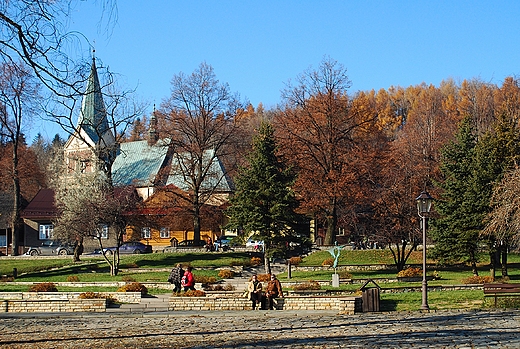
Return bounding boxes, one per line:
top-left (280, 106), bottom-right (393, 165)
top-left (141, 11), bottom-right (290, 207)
top-left (276, 57), bottom-right (378, 245)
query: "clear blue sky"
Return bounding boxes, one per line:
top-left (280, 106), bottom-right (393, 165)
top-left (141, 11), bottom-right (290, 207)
top-left (33, 1), bottom-right (520, 141)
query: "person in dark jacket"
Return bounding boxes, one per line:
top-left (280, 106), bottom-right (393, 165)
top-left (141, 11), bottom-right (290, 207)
top-left (266, 274), bottom-right (284, 310)
top-left (167, 263), bottom-right (184, 293)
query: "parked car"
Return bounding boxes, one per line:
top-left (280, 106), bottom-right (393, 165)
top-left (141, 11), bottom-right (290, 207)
top-left (25, 240), bottom-right (74, 256)
top-left (215, 235), bottom-right (235, 251)
top-left (245, 238), bottom-right (264, 249)
top-left (215, 235), bottom-right (234, 247)
top-left (177, 239), bottom-right (206, 247)
top-left (103, 241), bottom-right (152, 255)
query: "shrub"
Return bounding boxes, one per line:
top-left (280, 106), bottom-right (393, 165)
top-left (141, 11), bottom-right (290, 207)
top-left (195, 275), bottom-right (217, 284)
top-left (218, 269), bottom-right (235, 279)
top-left (397, 267), bottom-right (422, 278)
top-left (204, 284), bottom-right (235, 291)
top-left (289, 256), bottom-right (302, 265)
top-left (78, 291), bottom-right (101, 299)
top-left (230, 259), bottom-right (251, 267)
top-left (79, 292), bottom-right (116, 305)
top-left (174, 289), bottom-right (206, 297)
top-left (250, 257), bottom-right (262, 266)
top-left (66, 275), bottom-right (80, 282)
top-left (322, 258), bottom-right (334, 267)
top-left (257, 274), bottom-right (271, 282)
top-left (117, 282), bottom-right (148, 296)
top-left (462, 275), bottom-right (494, 284)
top-left (29, 282), bottom-right (58, 292)
top-left (292, 280), bottom-right (321, 291)
top-left (338, 270), bottom-right (352, 279)
top-left (121, 276), bottom-right (137, 282)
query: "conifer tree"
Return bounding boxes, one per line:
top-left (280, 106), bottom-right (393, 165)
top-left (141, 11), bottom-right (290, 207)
top-left (430, 117), bottom-right (481, 275)
top-left (226, 121), bottom-right (302, 274)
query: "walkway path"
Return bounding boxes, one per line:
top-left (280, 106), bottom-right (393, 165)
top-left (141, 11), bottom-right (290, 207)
top-left (1, 309), bottom-right (519, 348)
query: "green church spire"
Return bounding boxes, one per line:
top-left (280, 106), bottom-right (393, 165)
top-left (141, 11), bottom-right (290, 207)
top-left (79, 56), bottom-right (111, 144)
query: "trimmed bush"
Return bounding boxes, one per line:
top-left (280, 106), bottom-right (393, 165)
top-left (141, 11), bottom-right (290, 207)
top-left (174, 289), bottom-right (206, 297)
top-left (462, 275), bottom-right (494, 284)
top-left (322, 258), bottom-right (334, 267)
top-left (66, 275), bottom-right (80, 282)
top-left (250, 257), bottom-right (262, 266)
top-left (79, 292), bottom-right (116, 305)
top-left (204, 284), bottom-right (235, 291)
top-left (289, 256), bottom-right (302, 265)
top-left (397, 267), bottom-right (422, 278)
top-left (338, 270), bottom-right (352, 279)
top-left (117, 282), bottom-right (148, 296)
top-left (257, 274), bottom-right (270, 282)
top-left (121, 276), bottom-right (137, 282)
top-left (292, 280), bottom-right (321, 291)
top-left (29, 282), bottom-right (58, 292)
top-left (218, 269), bottom-right (235, 279)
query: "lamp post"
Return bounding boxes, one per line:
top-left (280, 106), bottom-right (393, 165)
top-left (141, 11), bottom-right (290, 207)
top-left (416, 191), bottom-right (433, 311)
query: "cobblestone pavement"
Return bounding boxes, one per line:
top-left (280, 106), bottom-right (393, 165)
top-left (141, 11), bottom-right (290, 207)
top-left (1, 309), bottom-right (519, 348)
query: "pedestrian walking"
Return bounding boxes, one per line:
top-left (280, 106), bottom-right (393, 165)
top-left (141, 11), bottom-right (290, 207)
top-left (247, 275), bottom-right (263, 310)
top-left (266, 274), bottom-right (283, 310)
top-left (167, 263), bottom-right (184, 293)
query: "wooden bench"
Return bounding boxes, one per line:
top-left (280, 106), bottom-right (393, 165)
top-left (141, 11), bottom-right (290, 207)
top-left (483, 283), bottom-right (520, 306)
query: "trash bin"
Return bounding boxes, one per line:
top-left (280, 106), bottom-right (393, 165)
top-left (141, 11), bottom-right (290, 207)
top-left (360, 279), bottom-right (380, 312)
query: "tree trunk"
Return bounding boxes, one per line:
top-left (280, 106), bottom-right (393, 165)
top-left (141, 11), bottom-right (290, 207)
top-left (489, 251), bottom-right (496, 280)
top-left (469, 250), bottom-right (478, 276)
top-left (501, 244), bottom-right (508, 277)
top-left (324, 204), bottom-right (337, 245)
top-left (264, 249), bottom-right (272, 275)
top-left (193, 201), bottom-right (201, 242)
top-left (73, 237), bottom-right (83, 262)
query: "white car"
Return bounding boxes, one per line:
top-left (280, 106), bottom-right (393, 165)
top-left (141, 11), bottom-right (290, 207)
top-left (245, 238), bottom-right (264, 248)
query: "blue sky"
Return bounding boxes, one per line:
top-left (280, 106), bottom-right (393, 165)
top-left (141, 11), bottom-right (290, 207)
top-left (33, 1), bottom-right (520, 141)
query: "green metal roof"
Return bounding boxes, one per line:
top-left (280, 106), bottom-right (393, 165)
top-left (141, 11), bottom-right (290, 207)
top-left (111, 140), bottom-right (169, 186)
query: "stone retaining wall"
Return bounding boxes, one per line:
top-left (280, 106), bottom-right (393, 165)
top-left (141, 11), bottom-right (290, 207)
top-left (0, 292), bottom-right (141, 312)
top-left (0, 291), bottom-right (141, 304)
top-left (169, 295), bottom-right (362, 314)
top-left (1, 298), bottom-right (106, 313)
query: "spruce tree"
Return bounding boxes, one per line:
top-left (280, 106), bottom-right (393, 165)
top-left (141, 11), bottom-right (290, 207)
top-left (431, 117), bottom-right (481, 274)
top-left (226, 121), bottom-right (302, 274)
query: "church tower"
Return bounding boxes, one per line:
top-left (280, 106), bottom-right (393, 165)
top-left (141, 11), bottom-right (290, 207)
top-left (64, 55), bottom-right (116, 175)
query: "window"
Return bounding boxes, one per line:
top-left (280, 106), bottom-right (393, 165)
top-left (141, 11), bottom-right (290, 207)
top-left (141, 227), bottom-right (151, 239)
top-left (98, 224), bottom-right (109, 239)
top-left (39, 224), bottom-right (53, 240)
top-left (160, 227), bottom-right (170, 239)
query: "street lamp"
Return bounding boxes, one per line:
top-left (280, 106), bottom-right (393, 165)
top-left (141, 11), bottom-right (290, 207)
top-left (416, 191), bottom-right (433, 311)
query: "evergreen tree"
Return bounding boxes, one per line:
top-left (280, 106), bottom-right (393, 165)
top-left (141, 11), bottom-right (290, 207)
top-left (431, 117), bottom-right (481, 275)
top-left (226, 121), bottom-right (302, 274)
top-left (473, 113), bottom-right (520, 277)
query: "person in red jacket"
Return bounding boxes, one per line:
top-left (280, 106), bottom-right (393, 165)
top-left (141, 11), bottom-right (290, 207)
top-left (181, 266), bottom-right (196, 291)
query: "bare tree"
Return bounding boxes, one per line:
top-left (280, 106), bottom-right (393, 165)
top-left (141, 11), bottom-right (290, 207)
top-left (160, 62), bottom-right (243, 241)
top-left (53, 170), bottom-right (138, 272)
top-left (0, 61), bottom-right (40, 255)
top-left (0, 0), bottom-right (116, 96)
